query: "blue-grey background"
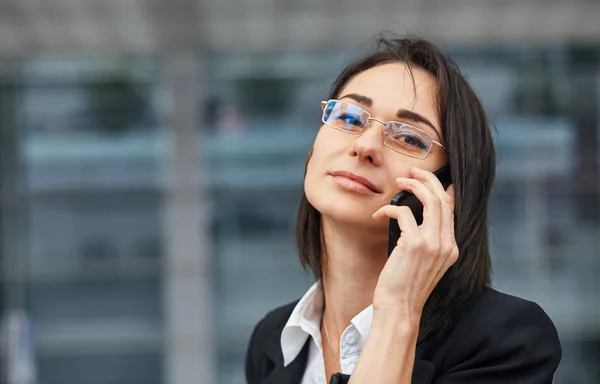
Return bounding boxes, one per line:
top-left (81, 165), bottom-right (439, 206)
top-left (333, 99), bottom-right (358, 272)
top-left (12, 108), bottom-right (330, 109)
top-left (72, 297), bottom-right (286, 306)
top-left (0, 2), bottom-right (599, 383)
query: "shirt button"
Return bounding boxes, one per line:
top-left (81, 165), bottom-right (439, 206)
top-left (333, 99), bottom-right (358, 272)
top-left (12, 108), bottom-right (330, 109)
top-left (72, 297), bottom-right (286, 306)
top-left (346, 333), bottom-right (356, 345)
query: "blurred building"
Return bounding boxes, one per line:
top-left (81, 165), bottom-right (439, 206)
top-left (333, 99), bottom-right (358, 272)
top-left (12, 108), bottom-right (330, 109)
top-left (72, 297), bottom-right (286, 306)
top-left (0, 1), bottom-right (599, 384)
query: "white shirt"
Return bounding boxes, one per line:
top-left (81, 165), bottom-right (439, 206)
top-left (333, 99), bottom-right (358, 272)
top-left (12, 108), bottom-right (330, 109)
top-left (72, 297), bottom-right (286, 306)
top-left (280, 282), bottom-right (374, 384)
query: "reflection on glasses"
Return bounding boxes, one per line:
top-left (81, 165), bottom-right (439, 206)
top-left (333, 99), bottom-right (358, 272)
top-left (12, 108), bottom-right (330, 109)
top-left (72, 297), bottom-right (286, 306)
top-left (320, 99), bottom-right (448, 159)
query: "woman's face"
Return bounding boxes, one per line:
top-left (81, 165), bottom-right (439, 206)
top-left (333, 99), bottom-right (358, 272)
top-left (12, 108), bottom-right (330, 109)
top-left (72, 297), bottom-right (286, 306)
top-left (305, 62), bottom-right (448, 236)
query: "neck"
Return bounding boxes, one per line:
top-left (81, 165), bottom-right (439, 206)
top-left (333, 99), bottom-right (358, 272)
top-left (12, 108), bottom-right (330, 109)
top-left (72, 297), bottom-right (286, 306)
top-left (320, 217), bottom-right (387, 336)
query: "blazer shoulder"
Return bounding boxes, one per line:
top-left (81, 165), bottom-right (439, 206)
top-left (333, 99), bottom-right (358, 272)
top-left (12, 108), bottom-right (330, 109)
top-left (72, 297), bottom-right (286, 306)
top-left (435, 287), bottom-right (562, 382)
top-left (460, 287), bottom-right (557, 328)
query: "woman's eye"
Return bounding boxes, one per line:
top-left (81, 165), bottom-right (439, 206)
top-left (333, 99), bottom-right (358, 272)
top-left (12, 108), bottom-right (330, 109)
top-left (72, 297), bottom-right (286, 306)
top-left (337, 114), bottom-right (363, 127)
top-left (396, 133), bottom-right (428, 149)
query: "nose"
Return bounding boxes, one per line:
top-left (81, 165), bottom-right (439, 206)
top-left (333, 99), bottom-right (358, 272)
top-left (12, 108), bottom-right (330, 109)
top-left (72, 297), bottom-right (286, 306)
top-left (350, 120), bottom-right (384, 166)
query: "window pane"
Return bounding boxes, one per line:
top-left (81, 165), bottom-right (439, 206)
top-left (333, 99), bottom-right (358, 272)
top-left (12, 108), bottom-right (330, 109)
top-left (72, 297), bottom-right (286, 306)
top-left (9, 55), bottom-right (167, 384)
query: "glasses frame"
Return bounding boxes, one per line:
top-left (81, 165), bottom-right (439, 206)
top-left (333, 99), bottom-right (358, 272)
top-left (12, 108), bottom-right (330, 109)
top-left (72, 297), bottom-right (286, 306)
top-left (320, 99), bottom-right (448, 159)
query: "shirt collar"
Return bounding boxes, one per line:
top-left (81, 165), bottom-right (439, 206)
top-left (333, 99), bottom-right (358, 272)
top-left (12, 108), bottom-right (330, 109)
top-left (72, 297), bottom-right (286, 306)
top-left (350, 304), bottom-right (373, 345)
top-left (280, 282), bottom-right (323, 366)
top-left (280, 282), bottom-right (374, 366)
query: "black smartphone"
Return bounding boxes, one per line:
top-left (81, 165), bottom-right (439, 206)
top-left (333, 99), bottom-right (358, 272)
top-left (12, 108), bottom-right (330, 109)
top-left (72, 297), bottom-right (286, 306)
top-left (387, 165), bottom-right (453, 257)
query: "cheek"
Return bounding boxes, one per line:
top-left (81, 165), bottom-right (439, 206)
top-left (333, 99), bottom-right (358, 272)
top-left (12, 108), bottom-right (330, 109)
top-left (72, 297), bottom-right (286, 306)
top-left (304, 132), bottom-right (325, 191)
top-left (312, 126), bottom-right (332, 151)
top-left (304, 129), bottom-right (344, 205)
top-left (305, 128), bottom-right (337, 172)
top-left (382, 156), bottom-right (414, 193)
top-left (304, 156), bottom-right (325, 213)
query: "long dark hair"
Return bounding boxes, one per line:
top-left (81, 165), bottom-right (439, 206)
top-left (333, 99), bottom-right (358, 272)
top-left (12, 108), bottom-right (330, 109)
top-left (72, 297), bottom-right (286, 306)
top-left (295, 35), bottom-right (496, 340)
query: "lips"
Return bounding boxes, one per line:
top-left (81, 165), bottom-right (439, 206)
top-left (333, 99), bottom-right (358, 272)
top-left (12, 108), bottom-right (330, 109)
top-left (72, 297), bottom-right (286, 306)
top-left (330, 170), bottom-right (381, 193)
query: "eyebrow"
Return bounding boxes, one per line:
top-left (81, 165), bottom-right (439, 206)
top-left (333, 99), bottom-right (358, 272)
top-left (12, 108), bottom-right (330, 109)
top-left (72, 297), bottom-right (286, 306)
top-left (339, 93), bottom-right (441, 139)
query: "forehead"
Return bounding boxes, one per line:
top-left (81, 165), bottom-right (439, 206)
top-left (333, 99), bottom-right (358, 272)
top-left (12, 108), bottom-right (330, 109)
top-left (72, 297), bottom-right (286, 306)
top-left (337, 62), bottom-right (441, 132)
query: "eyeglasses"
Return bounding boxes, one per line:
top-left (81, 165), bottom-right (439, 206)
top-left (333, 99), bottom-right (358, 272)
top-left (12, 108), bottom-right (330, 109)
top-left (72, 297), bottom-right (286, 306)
top-left (320, 99), bottom-right (448, 159)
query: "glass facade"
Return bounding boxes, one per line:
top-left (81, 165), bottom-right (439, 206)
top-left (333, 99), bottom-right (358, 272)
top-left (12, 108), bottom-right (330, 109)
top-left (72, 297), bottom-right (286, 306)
top-left (2, 56), bottom-right (167, 384)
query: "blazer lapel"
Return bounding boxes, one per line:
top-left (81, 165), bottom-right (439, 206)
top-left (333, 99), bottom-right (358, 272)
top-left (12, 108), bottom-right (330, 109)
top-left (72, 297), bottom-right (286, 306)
top-left (412, 358), bottom-right (436, 384)
top-left (412, 330), bottom-right (438, 384)
top-left (261, 328), bottom-right (310, 384)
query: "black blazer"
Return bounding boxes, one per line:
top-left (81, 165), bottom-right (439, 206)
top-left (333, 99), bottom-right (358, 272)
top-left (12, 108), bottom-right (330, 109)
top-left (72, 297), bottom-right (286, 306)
top-left (245, 287), bottom-right (561, 384)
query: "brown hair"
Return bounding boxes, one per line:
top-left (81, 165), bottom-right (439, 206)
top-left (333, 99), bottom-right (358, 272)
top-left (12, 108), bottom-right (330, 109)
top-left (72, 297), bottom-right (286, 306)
top-left (295, 35), bottom-right (496, 340)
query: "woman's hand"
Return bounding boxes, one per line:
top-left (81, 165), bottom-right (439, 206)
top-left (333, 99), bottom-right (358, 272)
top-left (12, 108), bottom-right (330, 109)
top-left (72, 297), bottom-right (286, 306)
top-left (372, 166), bottom-right (459, 322)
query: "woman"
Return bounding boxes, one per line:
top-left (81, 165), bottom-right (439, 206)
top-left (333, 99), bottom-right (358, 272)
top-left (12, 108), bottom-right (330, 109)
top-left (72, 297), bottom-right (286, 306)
top-left (245, 36), bottom-right (562, 384)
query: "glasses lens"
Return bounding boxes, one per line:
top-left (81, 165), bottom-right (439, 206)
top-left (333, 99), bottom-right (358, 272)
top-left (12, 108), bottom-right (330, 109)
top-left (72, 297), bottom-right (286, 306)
top-left (385, 122), bottom-right (434, 159)
top-left (322, 100), bottom-right (368, 133)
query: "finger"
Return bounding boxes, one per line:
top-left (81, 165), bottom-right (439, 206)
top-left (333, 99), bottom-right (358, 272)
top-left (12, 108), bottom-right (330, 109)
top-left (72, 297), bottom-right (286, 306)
top-left (394, 176), bottom-right (441, 236)
top-left (372, 205), bottom-right (419, 238)
top-left (411, 167), bottom-right (455, 240)
top-left (409, 167), bottom-right (446, 195)
top-left (429, 185), bottom-right (459, 289)
top-left (409, 169), bottom-right (457, 290)
top-left (446, 185), bottom-right (456, 240)
top-left (441, 184), bottom-right (457, 267)
top-left (431, 244), bottom-right (459, 292)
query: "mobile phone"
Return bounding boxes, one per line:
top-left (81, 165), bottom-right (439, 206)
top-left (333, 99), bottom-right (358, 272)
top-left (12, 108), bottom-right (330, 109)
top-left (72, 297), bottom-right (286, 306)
top-left (387, 165), bottom-right (453, 257)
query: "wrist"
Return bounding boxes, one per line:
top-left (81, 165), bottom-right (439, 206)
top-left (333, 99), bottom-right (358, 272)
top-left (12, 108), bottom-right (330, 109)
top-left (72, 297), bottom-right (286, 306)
top-left (372, 306), bottom-right (421, 338)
